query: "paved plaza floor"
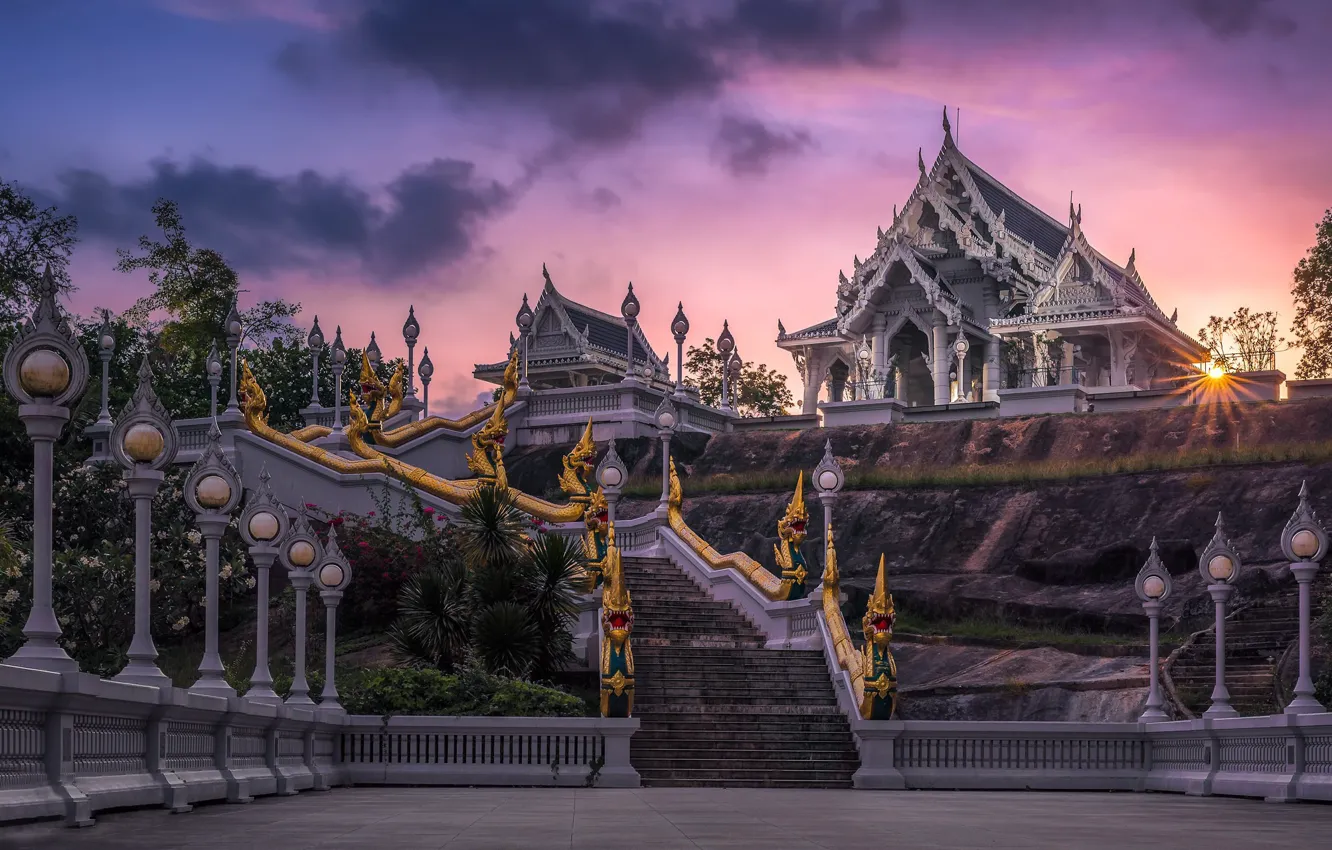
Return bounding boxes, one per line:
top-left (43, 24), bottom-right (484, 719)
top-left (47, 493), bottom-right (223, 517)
top-left (2, 787), bottom-right (1330, 849)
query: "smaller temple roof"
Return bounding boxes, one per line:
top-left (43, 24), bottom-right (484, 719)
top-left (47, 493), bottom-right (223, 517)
top-left (778, 317), bottom-right (839, 344)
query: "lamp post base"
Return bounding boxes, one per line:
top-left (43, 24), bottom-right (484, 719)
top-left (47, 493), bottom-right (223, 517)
top-left (1284, 693), bottom-right (1326, 715)
top-left (114, 659), bottom-right (171, 688)
top-left (244, 686), bottom-right (282, 706)
top-left (189, 675), bottom-right (237, 699)
top-left (1138, 706), bottom-right (1170, 723)
top-left (1202, 701), bottom-right (1238, 720)
top-left (6, 639), bottom-right (80, 674)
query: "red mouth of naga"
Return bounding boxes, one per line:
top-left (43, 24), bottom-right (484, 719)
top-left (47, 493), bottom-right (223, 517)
top-left (609, 613), bottom-right (629, 629)
top-left (791, 521), bottom-right (806, 533)
top-left (871, 616), bottom-right (893, 633)
top-left (597, 511), bottom-right (609, 524)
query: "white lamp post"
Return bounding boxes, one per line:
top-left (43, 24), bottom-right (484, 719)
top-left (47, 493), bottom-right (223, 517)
top-left (330, 327), bottom-right (347, 434)
top-left (621, 283), bottom-right (640, 383)
top-left (596, 442), bottom-right (628, 526)
top-left (1134, 538), bottom-right (1173, 722)
top-left (671, 302), bottom-right (689, 398)
top-left (366, 332), bottom-right (381, 367)
top-left (315, 527), bottom-right (353, 713)
top-left (307, 317), bottom-right (324, 409)
top-left (403, 306), bottom-right (420, 404)
top-left (224, 300), bottom-right (242, 416)
top-left (717, 321), bottom-right (734, 410)
top-left (238, 466), bottom-right (290, 705)
top-left (1281, 481), bottom-right (1327, 714)
top-left (206, 340), bottom-right (223, 421)
top-left (278, 514), bottom-right (322, 706)
top-left (953, 336), bottom-right (970, 402)
top-left (516, 295), bottom-right (534, 392)
top-left (0, 268), bottom-right (90, 672)
top-left (1198, 513), bottom-right (1242, 719)
top-left (85, 309), bottom-right (116, 464)
top-left (811, 439), bottom-right (844, 592)
top-left (185, 422), bottom-right (242, 697)
top-left (726, 346), bottom-right (743, 410)
top-left (654, 397), bottom-right (676, 518)
top-left (418, 347), bottom-right (434, 418)
top-left (111, 355), bottom-right (179, 688)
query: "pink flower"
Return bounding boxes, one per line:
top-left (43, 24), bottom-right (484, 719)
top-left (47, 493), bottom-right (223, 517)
top-left (381, 571), bottom-right (390, 579)
top-left (423, 507), bottom-right (435, 515)
top-left (330, 517), bottom-right (344, 527)
top-left (304, 502), bottom-right (317, 509)
top-left (368, 511), bottom-right (376, 517)
top-left (358, 541), bottom-right (369, 549)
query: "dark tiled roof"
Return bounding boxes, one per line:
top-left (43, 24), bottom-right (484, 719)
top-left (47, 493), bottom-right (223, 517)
top-left (965, 165), bottom-right (1068, 258)
top-left (564, 306), bottom-right (654, 366)
top-left (784, 318), bottom-right (839, 339)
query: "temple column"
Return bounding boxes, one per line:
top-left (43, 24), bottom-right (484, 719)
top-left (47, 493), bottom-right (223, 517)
top-left (1031, 331), bottom-right (1049, 387)
top-left (931, 314), bottom-right (950, 405)
top-left (983, 338), bottom-right (1000, 402)
top-left (1061, 339), bottom-right (1076, 385)
top-left (801, 348), bottom-right (824, 413)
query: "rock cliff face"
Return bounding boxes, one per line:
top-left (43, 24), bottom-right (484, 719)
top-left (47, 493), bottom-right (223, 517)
top-left (504, 400), bottom-right (1332, 720)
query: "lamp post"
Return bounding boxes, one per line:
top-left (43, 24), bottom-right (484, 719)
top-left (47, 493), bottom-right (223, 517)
top-left (856, 338), bottom-right (872, 399)
top-left (1280, 481), bottom-right (1327, 714)
top-left (516, 295), bottom-right (534, 392)
top-left (671, 302), bottom-right (689, 397)
top-left (224, 300), bottom-right (242, 416)
top-left (596, 441), bottom-right (627, 526)
top-left (654, 397), bottom-right (677, 519)
top-left (331, 327), bottom-right (347, 434)
top-left (403, 306), bottom-right (420, 403)
top-left (953, 336), bottom-right (970, 402)
top-left (366, 332), bottom-right (381, 367)
top-left (86, 309), bottom-right (116, 464)
top-left (111, 355), bottom-right (179, 688)
top-left (1134, 538), bottom-right (1173, 722)
top-left (726, 346), bottom-right (743, 411)
top-left (0, 268), bottom-right (90, 672)
top-left (1198, 513), bottom-right (1242, 719)
top-left (307, 317), bottom-right (324, 408)
top-left (185, 422), bottom-right (242, 697)
top-left (717, 321), bottom-right (734, 410)
top-left (621, 283), bottom-right (640, 383)
top-left (315, 527), bottom-right (353, 713)
top-left (418, 347), bottom-right (433, 418)
top-left (811, 439), bottom-right (844, 540)
top-left (238, 466), bottom-right (290, 705)
top-left (278, 514), bottom-right (322, 706)
top-left (206, 340), bottom-right (223, 421)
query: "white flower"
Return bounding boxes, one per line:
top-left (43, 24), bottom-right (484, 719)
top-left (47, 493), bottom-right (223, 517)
top-left (149, 579), bottom-right (160, 592)
top-left (170, 616), bottom-right (189, 632)
top-left (186, 530), bottom-right (202, 546)
top-left (220, 564), bottom-right (233, 579)
top-left (156, 531), bottom-right (169, 541)
top-left (245, 577), bottom-right (256, 589)
top-left (3, 589), bottom-right (18, 603)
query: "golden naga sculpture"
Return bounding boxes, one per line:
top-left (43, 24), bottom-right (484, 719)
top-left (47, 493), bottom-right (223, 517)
top-left (599, 526), bottom-right (634, 718)
top-left (287, 348), bottom-right (520, 448)
top-left (665, 458), bottom-right (810, 601)
top-left (821, 527), bottom-right (898, 721)
top-left (237, 360), bottom-right (586, 523)
top-left (465, 392), bottom-right (510, 489)
top-left (560, 419), bottom-right (597, 499)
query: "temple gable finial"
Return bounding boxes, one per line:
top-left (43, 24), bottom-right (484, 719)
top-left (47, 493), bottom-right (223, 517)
top-left (942, 105), bottom-right (952, 142)
top-left (918, 147), bottom-right (926, 175)
top-left (1127, 247), bottom-right (1137, 270)
top-left (777, 319), bottom-right (787, 336)
top-left (542, 263), bottom-right (554, 290)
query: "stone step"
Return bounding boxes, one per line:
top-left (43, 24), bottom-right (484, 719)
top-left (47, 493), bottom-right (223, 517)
top-left (633, 672), bottom-right (834, 686)
top-left (631, 731), bottom-right (854, 746)
top-left (635, 766), bottom-right (856, 783)
top-left (638, 776), bottom-right (854, 789)
top-left (635, 692), bottom-right (838, 705)
top-left (632, 757), bottom-right (859, 774)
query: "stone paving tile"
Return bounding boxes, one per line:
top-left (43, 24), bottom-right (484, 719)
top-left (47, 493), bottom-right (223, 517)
top-left (3, 787), bottom-right (1332, 849)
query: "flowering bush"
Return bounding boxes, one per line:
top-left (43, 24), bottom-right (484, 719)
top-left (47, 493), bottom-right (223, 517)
top-left (0, 463), bottom-right (252, 675)
top-left (305, 487), bottom-right (460, 633)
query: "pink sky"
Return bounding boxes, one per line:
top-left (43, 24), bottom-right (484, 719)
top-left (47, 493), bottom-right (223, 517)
top-left (6, 1), bottom-right (1330, 413)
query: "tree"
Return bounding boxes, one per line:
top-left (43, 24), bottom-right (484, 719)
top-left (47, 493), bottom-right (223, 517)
top-left (1197, 307), bottom-right (1283, 373)
top-left (0, 179), bottom-right (78, 323)
top-left (116, 199), bottom-right (301, 356)
top-left (1292, 209), bottom-right (1332, 379)
top-left (685, 337), bottom-right (795, 417)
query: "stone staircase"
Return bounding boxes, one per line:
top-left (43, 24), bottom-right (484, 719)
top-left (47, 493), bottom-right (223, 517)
top-left (1167, 590), bottom-right (1299, 716)
top-left (622, 556), bottom-right (859, 788)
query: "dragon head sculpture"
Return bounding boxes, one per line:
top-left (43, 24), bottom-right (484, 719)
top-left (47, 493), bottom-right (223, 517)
top-left (859, 553), bottom-right (899, 720)
top-left (500, 347), bottom-right (520, 407)
top-left (237, 359), bottom-right (268, 430)
top-left (772, 471), bottom-right (811, 600)
top-left (467, 395), bottom-right (509, 485)
top-left (560, 418), bottom-right (597, 499)
top-left (599, 527), bottom-right (634, 718)
top-left (862, 554), bottom-right (896, 649)
top-left (581, 488), bottom-right (610, 588)
top-left (358, 351), bottom-right (386, 420)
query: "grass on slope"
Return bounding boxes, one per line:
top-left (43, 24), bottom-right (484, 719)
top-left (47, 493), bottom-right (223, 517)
top-left (892, 611), bottom-right (1154, 649)
top-left (623, 436), bottom-right (1332, 497)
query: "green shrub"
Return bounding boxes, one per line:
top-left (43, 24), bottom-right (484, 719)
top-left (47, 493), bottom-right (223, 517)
top-left (339, 666), bottom-right (585, 717)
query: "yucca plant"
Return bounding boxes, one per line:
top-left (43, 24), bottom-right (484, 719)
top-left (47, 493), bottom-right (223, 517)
top-left (389, 485), bottom-right (582, 681)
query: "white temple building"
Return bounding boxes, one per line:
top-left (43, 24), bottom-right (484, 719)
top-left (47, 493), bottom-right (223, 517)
top-left (778, 110), bottom-right (1207, 421)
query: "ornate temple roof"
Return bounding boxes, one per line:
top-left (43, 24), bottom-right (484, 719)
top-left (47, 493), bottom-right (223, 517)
top-left (473, 268), bottom-right (665, 382)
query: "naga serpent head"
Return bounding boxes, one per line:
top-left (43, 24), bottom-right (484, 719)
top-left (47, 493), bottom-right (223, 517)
top-left (584, 488), bottom-right (609, 531)
top-left (237, 360), bottom-right (268, 428)
top-left (358, 352), bottom-right (386, 419)
top-left (777, 471), bottom-right (809, 546)
top-left (861, 554), bottom-right (896, 650)
top-left (601, 530), bottom-right (633, 645)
